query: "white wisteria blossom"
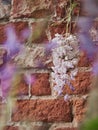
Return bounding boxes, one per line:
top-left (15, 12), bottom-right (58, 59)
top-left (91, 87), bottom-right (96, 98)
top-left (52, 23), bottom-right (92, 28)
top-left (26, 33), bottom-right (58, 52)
top-left (51, 34), bottom-right (79, 98)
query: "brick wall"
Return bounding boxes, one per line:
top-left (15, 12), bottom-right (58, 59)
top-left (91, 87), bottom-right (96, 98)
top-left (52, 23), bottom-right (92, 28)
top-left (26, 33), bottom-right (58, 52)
top-left (0, 0), bottom-right (96, 130)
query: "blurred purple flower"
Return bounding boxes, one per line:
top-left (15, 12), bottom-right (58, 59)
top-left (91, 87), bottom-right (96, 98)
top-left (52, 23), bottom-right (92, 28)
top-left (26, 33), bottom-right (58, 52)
top-left (77, 16), bottom-right (97, 59)
top-left (82, 0), bottom-right (98, 17)
top-left (4, 26), bottom-right (23, 60)
top-left (78, 32), bottom-right (97, 59)
top-left (0, 64), bottom-right (16, 99)
top-left (0, 26), bottom-right (25, 100)
top-left (92, 61), bottom-right (98, 75)
top-left (78, 17), bottom-right (93, 32)
top-left (24, 73), bottom-right (36, 85)
top-left (78, 0), bottom-right (98, 77)
top-left (77, 4), bottom-right (98, 59)
top-left (45, 41), bottom-right (58, 55)
top-left (64, 94), bottom-right (70, 101)
top-left (21, 28), bottom-right (31, 40)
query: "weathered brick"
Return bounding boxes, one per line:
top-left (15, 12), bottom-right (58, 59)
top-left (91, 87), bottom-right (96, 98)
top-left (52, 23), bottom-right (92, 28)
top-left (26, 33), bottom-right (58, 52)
top-left (49, 22), bottom-right (66, 38)
top-left (0, 48), bottom-right (7, 67)
top-left (7, 73), bottom-right (29, 97)
top-left (72, 0), bottom-right (80, 16)
top-left (63, 72), bottom-right (91, 95)
top-left (11, 0), bottom-right (53, 18)
top-left (93, 20), bottom-right (98, 30)
top-left (78, 51), bottom-right (91, 67)
top-left (0, 0), bottom-right (11, 19)
top-left (0, 103), bottom-right (7, 120)
top-left (12, 99), bottom-right (72, 122)
top-left (11, 22), bottom-right (30, 43)
top-left (16, 74), bottom-right (29, 96)
top-left (49, 21), bottom-right (77, 38)
top-left (53, 0), bottom-right (68, 20)
top-left (14, 46), bottom-right (51, 68)
top-left (0, 102), bottom-right (2, 117)
top-left (3, 126), bottom-right (19, 130)
top-left (53, 0), bottom-right (80, 20)
top-left (0, 24), bottom-right (7, 44)
top-left (73, 98), bottom-right (87, 122)
top-left (30, 124), bottom-right (51, 130)
top-left (30, 20), bottom-right (48, 43)
top-left (0, 22), bottom-right (29, 44)
top-left (31, 73), bottom-right (51, 96)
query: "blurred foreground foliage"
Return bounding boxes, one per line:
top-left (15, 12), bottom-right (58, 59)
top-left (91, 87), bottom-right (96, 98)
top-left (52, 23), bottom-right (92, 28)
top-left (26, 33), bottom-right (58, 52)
top-left (80, 118), bottom-right (98, 130)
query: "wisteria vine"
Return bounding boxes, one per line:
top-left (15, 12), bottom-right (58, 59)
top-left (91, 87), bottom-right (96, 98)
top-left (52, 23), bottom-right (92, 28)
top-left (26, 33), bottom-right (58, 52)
top-left (51, 33), bottom-right (79, 99)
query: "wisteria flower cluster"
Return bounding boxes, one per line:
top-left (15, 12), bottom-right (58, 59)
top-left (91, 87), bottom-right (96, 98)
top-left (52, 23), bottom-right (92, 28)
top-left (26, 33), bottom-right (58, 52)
top-left (51, 34), bottom-right (79, 99)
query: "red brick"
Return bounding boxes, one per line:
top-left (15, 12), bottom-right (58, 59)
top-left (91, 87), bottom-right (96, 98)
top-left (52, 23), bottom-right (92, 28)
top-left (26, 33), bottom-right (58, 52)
top-left (73, 98), bottom-right (87, 122)
top-left (72, 0), bottom-right (80, 16)
top-left (12, 99), bottom-right (72, 122)
top-left (63, 72), bottom-right (92, 95)
top-left (11, 22), bottom-right (30, 43)
top-left (53, 0), bottom-right (68, 20)
top-left (0, 48), bottom-right (7, 67)
top-left (3, 126), bottom-right (19, 130)
top-left (53, 0), bottom-right (80, 20)
top-left (78, 51), bottom-right (95, 67)
top-left (0, 24), bottom-right (7, 44)
top-left (11, 0), bottom-right (53, 18)
top-left (54, 128), bottom-right (78, 130)
top-left (49, 22), bottom-right (66, 38)
top-left (31, 73), bottom-right (51, 96)
top-left (0, 70), bottom-right (28, 99)
top-left (31, 20), bottom-right (48, 43)
top-left (0, 103), bottom-right (7, 120)
top-left (49, 21), bottom-right (77, 38)
top-left (0, 22), bottom-right (29, 44)
top-left (55, 5), bottom-right (66, 19)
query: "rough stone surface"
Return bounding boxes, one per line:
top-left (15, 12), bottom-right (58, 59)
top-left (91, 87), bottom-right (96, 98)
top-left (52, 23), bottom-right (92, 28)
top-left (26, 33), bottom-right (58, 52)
top-left (12, 99), bottom-right (72, 122)
top-left (0, 0), bottom-right (11, 19)
top-left (31, 73), bottom-right (51, 96)
top-left (73, 98), bottom-right (87, 122)
top-left (11, 0), bottom-right (54, 18)
top-left (0, 22), bottom-right (29, 44)
top-left (63, 72), bottom-right (91, 95)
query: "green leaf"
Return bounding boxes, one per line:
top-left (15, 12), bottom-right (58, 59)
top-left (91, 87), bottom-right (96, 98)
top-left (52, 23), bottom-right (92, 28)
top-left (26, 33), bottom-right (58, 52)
top-left (81, 118), bottom-right (98, 130)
